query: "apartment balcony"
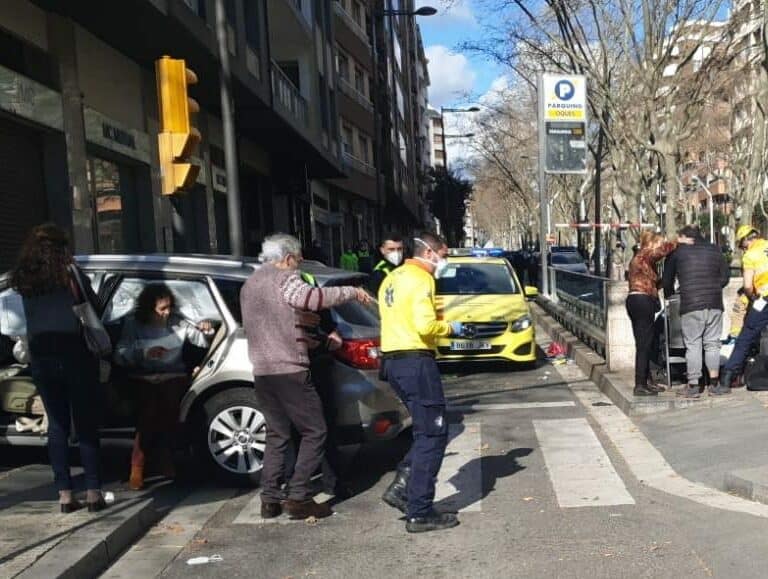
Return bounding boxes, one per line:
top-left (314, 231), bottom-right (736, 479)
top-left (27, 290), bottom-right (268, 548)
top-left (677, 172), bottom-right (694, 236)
top-left (342, 151), bottom-right (376, 177)
top-left (269, 0), bottom-right (313, 42)
top-left (271, 61), bottom-right (309, 128)
top-left (333, 1), bottom-right (369, 45)
top-left (338, 77), bottom-right (373, 113)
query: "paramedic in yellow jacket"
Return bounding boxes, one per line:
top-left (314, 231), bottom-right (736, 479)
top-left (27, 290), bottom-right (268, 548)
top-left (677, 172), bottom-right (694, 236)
top-left (720, 226), bottom-right (768, 392)
top-left (378, 232), bottom-right (464, 534)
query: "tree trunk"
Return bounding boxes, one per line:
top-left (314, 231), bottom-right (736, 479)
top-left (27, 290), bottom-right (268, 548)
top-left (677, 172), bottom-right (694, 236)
top-left (663, 153), bottom-right (679, 236)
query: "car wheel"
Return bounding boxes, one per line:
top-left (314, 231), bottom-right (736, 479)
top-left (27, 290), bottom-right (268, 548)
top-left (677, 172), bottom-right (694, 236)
top-left (197, 387), bottom-right (266, 486)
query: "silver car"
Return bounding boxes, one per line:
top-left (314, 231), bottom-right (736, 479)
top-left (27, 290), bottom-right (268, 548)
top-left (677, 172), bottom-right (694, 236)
top-left (0, 255), bottom-right (410, 485)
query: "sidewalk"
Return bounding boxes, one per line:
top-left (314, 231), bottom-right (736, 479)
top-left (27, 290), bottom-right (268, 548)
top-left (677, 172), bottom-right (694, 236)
top-left (532, 302), bottom-right (768, 508)
top-left (0, 462), bottom-right (185, 579)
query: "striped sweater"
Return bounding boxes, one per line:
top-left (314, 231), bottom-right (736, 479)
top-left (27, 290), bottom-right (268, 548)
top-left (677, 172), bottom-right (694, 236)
top-left (240, 263), bottom-right (358, 376)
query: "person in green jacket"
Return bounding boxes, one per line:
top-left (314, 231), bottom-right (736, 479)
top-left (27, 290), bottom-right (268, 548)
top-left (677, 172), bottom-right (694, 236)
top-left (340, 246), bottom-right (359, 271)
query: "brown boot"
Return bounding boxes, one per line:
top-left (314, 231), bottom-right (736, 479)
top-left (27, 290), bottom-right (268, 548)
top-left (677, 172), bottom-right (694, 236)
top-left (129, 464), bottom-right (144, 491)
top-left (283, 498), bottom-right (333, 520)
top-left (261, 500), bottom-right (283, 519)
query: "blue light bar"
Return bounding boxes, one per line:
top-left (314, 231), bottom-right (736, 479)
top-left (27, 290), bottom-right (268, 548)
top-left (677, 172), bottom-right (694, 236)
top-left (470, 248), bottom-right (504, 257)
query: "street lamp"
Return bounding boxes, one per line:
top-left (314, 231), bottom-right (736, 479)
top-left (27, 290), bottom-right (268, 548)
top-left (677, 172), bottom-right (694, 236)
top-left (443, 133), bottom-right (475, 138)
top-left (440, 106), bottom-right (480, 170)
top-left (370, 5), bottom-right (436, 238)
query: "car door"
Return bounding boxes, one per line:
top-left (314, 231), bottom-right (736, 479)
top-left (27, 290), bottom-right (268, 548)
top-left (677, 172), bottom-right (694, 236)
top-left (100, 273), bottom-right (227, 436)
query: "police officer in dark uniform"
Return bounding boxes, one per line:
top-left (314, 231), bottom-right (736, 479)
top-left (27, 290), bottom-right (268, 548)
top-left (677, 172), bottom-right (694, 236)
top-left (378, 232), bottom-right (464, 533)
top-left (368, 233), bottom-right (404, 295)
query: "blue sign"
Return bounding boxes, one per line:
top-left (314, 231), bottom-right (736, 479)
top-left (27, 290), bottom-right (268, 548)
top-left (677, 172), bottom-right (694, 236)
top-left (554, 80), bottom-right (575, 101)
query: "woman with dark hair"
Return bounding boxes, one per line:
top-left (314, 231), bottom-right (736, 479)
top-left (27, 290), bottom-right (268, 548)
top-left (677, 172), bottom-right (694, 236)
top-left (11, 223), bottom-right (108, 513)
top-left (115, 284), bottom-right (213, 490)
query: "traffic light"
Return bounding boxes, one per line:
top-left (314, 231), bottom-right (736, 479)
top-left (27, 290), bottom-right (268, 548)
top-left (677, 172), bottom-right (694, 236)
top-left (155, 56), bottom-right (201, 195)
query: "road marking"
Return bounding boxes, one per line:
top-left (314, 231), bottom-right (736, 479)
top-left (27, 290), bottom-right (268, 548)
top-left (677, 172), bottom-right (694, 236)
top-left (570, 383), bottom-right (768, 518)
top-left (448, 401), bottom-right (575, 411)
top-left (533, 418), bottom-right (635, 508)
top-left (434, 423), bottom-right (483, 512)
top-left (102, 487), bottom-right (235, 579)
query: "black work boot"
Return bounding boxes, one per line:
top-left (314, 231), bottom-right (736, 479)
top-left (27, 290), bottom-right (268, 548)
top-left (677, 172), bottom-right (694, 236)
top-left (382, 466), bottom-right (410, 514)
top-left (709, 374), bottom-right (732, 396)
top-left (406, 511), bottom-right (460, 533)
top-left (633, 384), bottom-right (658, 397)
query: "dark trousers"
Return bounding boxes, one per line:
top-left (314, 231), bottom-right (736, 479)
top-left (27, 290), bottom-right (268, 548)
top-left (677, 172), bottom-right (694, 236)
top-left (253, 371), bottom-right (326, 502)
top-left (386, 355), bottom-right (448, 518)
top-left (30, 353), bottom-right (101, 491)
top-left (725, 304), bottom-right (768, 374)
top-left (626, 294), bottom-right (660, 387)
top-left (129, 376), bottom-right (188, 470)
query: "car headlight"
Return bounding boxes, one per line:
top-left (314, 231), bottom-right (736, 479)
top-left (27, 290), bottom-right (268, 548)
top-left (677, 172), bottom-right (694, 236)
top-left (511, 315), bottom-right (532, 332)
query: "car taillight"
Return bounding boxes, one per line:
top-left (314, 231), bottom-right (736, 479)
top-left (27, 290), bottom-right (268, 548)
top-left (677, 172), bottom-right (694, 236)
top-left (335, 338), bottom-right (381, 369)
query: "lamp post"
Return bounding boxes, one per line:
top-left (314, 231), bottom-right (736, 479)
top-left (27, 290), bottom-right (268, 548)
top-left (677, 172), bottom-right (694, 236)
top-left (440, 106), bottom-right (480, 170)
top-left (692, 175), bottom-right (715, 243)
top-left (370, 5), bottom-right (436, 238)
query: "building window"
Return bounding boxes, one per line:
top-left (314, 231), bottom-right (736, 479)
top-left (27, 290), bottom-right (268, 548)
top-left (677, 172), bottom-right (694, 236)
top-left (358, 134), bottom-right (370, 163)
top-left (352, 1), bottom-right (363, 27)
top-left (181, 0), bottom-right (206, 18)
top-left (342, 125), bottom-right (354, 156)
top-left (244, 1), bottom-right (260, 48)
top-left (338, 51), bottom-right (350, 81)
top-left (88, 157), bottom-right (124, 254)
top-left (354, 66), bottom-right (365, 95)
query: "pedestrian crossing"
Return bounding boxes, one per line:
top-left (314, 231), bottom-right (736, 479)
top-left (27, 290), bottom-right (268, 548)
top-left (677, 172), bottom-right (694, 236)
top-left (225, 407), bottom-right (641, 526)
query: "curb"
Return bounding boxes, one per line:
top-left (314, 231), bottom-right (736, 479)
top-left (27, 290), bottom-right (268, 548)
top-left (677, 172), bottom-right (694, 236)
top-left (531, 302), bottom-right (742, 417)
top-left (724, 467), bottom-right (768, 505)
top-left (17, 484), bottom-right (182, 579)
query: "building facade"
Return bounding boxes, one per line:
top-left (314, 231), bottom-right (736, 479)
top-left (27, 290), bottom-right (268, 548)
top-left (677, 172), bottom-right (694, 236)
top-left (0, 0), bottom-right (433, 270)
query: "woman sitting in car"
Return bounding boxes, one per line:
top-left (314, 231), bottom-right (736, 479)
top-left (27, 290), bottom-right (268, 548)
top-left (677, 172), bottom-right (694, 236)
top-left (115, 284), bottom-right (214, 490)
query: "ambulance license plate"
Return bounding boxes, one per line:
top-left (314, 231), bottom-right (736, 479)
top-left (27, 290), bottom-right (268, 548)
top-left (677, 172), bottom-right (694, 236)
top-left (450, 340), bottom-right (492, 351)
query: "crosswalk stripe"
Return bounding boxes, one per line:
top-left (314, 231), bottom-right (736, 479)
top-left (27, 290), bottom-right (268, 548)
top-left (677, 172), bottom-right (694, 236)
top-left (434, 423), bottom-right (483, 512)
top-left (533, 418), bottom-right (635, 508)
top-left (448, 401), bottom-right (575, 411)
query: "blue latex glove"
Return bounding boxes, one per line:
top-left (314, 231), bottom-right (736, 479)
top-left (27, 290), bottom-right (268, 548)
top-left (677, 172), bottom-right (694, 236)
top-left (450, 321), bottom-right (464, 336)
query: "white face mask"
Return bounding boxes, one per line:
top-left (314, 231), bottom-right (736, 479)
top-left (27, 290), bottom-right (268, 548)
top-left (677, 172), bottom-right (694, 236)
top-left (414, 238), bottom-right (448, 278)
top-left (384, 250), bottom-right (403, 266)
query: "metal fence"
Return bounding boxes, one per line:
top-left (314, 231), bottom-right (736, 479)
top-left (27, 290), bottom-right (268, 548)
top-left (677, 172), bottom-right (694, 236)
top-left (541, 266), bottom-right (610, 355)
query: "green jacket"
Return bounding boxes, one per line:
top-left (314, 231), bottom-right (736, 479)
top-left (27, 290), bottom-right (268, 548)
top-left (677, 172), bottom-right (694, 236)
top-left (340, 251), bottom-right (359, 272)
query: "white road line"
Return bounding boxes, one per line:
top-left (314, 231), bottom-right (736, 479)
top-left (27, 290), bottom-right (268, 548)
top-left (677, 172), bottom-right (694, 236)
top-left (570, 383), bottom-right (768, 519)
top-left (533, 418), bottom-right (635, 508)
top-left (434, 423), bottom-right (483, 512)
top-left (448, 401), bottom-right (575, 411)
top-left (102, 487), bottom-right (235, 579)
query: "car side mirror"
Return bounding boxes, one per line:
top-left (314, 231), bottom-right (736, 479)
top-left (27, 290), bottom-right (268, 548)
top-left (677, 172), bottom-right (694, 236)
top-left (524, 286), bottom-right (539, 299)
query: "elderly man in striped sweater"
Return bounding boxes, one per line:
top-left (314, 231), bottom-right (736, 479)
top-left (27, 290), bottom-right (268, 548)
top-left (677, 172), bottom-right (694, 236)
top-left (241, 233), bottom-right (370, 521)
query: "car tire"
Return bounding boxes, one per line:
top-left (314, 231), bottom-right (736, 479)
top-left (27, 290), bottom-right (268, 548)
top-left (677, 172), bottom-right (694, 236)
top-left (196, 386), bottom-right (266, 487)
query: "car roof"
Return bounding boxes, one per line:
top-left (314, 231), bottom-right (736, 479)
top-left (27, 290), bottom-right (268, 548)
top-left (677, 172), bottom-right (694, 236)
top-left (446, 256), bottom-right (509, 265)
top-left (73, 255), bottom-right (367, 284)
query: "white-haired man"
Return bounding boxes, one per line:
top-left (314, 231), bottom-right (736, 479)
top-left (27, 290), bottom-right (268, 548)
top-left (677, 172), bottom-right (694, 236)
top-left (241, 233), bottom-right (371, 520)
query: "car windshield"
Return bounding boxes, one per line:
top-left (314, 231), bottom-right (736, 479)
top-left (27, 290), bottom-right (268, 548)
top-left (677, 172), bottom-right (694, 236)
top-left (436, 263), bottom-right (519, 295)
top-left (552, 253), bottom-right (584, 265)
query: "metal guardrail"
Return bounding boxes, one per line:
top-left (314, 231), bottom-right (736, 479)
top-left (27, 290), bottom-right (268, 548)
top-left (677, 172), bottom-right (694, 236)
top-left (338, 76), bottom-right (374, 112)
top-left (541, 266), bottom-right (609, 356)
top-left (342, 151), bottom-right (376, 177)
top-left (270, 61), bottom-right (308, 127)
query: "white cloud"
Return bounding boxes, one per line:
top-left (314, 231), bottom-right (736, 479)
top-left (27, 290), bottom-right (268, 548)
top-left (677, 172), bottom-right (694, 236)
top-left (416, 0), bottom-right (478, 26)
top-left (426, 45), bottom-right (477, 108)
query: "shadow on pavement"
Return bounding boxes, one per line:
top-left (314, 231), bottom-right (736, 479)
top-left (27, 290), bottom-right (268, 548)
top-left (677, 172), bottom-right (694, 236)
top-left (434, 447), bottom-right (534, 513)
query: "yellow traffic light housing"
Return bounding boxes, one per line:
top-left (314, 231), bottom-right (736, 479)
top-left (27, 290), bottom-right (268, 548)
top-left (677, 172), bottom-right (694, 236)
top-left (155, 56), bottom-right (201, 195)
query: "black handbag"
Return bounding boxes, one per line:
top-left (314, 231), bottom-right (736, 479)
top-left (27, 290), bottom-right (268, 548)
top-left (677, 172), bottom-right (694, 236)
top-left (69, 265), bottom-right (112, 358)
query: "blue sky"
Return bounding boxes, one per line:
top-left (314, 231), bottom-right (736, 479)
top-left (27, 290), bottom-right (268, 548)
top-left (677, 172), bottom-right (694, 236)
top-left (416, 0), bottom-right (503, 109)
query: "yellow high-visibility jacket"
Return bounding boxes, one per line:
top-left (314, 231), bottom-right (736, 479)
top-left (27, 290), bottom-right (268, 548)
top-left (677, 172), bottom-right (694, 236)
top-left (378, 260), bottom-right (452, 352)
top-left (743, 238), bottom-right (768, 295)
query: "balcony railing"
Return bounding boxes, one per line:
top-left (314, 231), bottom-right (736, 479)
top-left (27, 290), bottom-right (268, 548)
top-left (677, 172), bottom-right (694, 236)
top-left (338, 76), bottom-right (373, 112)
top-left (342, 151), bottom-right (376, 176)
top-left (333, 1), bottom-right (369, 45)
top-left (270, 61), bottom-right (308, 127)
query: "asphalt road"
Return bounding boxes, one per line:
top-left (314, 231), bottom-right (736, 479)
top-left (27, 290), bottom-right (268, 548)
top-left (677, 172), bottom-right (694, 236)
top-left (89, 344), bottom-right (768, 579)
